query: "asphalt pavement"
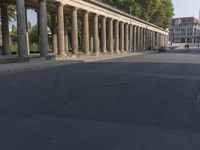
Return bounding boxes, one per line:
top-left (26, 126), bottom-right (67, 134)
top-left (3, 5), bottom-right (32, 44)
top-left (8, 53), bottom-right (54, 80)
top-left (1, 49), bottom-right (200, 150)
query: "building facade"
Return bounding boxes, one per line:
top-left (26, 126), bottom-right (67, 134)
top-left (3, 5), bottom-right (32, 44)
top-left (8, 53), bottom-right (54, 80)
top-left (0, 0), bottom-right (168, 58)
top-left (169, 17), bottom-right (200, 43)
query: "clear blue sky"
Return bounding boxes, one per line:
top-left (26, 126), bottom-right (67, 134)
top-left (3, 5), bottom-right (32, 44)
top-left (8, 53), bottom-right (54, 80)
top-left (27, 0), bottom-right (200, 26)
top-left (27, 10), bottom-right (37, 26)
top-left (173, 0), bottom-right (200, 19)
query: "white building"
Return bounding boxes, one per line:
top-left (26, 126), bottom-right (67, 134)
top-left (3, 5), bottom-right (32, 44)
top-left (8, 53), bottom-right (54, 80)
top-left (169, 17), bottom-right (200, 43)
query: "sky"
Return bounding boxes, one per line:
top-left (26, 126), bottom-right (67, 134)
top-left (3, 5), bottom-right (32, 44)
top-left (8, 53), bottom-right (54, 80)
top-left (27, 0), bottom-right (200, 26)
top-left (27, 10), bottom-right (37, 26)
top-left (173, 0), bottom-right (200, 19)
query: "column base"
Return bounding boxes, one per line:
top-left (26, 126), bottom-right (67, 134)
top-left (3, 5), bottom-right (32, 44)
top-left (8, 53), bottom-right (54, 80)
top-left (72, 50), bottom-right (79, 55)
top-left (84, 51), bottom-right (90, 56)
top-left (95, 52), bottom-right (100, 56)
top-left (57, 53), bottom-right (67, 58)
top-left (110, 52), bottom-right (114, 55)
top-left (102, 50), bottom-right (107, 55)
top-left (116, 50), bottom-right (120, 54)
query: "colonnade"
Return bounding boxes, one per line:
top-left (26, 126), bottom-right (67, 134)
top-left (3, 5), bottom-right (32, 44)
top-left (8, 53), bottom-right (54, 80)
top-left (0, 0), bottom-right (168, 58)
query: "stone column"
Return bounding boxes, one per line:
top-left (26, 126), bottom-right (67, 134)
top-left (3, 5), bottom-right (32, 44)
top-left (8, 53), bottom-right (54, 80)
top-left (16, 0), bottom-right (28, 57)
top-left (133, 26), bottom-right (137, 52)
top-left (153, 32), bottom-right (155, 48)
top-left (129, 24), bottom-right (133, 53)
top-left (64, 16), bottom-right (69, 54)
top-left (120, 22), bottom-right (124, 52)
top-left (152, 31), bottom-right (154, 49)
top-left (151, 31), bottom-right (153, 49)
top-left (1, 4), bottom-right (11, 56)
top-left (148, 30), bottom-right (150, 50)
top-left (124, 23), bottom-right (129, 52)
top-left (25, 9), bottom-right (30, 55)
top-left (140, 28), bottom-right (143, 50)
top-left (114, 20), bottom-right (119, 53)
top-left (159, 33), bottom-right (161, 47)
top-left (155, 32), bottom-right (157, 48)
top-left (39, 0), bottom-right (49, 57)
top-left (148, 30), bottom-right (150, 49)
top-left (94, 14), bottom-right (99, 55)
top-left (101, 16), bottom-right (107, 54)
top-left (57, 4), bottom-right (65, 56)
top-left (146, 30), bottom-right (149, 50)
top-left (137, 27), bottom-right (140, 51)
top-left (143, 29), bottom-right (146, 50)
top-left (72, 7), bottom-right (78, 54)
top-left (166, 34), bottom-right (169, 46)
top-left (148, 30), bottom-right (151, 49)
top-left (108, 18), bottom-right (113, 54)
top-left (146, 29), bottom-right (149, 50)
top-left (51, 14), bottom-right (58, 54)
top-left (165, 35), bottom-right (167, 47)
top-left (150, 31), bottom-right (152, 49)
top-left (83, 11), bottom-right (89, 55)
top-left (89, 19), bottom-right (94, 53)
top-left (155, 32), bottom-right (158, 49)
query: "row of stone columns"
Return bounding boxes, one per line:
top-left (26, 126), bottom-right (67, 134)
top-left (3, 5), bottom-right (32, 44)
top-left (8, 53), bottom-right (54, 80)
top-left (0, 1), bottom-right (168, 58)
top-left (0, 0), bottom-right (48, 57)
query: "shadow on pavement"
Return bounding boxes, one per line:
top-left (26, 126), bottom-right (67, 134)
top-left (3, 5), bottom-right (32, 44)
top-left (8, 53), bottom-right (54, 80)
top-left (1, 59), bottom-right (200, 149)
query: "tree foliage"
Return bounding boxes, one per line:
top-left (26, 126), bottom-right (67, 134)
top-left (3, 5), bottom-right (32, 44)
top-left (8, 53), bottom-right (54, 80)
top-left (29, 24), bottom-right (38, 44)
top-left (8, 5), bottom-right (17, 22)
top-left (102, 0), bottom-right (174, 28)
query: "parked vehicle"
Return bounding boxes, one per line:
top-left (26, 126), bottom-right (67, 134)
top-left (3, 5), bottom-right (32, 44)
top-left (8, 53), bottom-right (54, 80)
top-left (159, 46), bottom-right (167, 52)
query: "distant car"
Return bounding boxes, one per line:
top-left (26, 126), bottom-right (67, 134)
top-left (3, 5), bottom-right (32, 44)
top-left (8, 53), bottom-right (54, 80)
top-left (158, 46), bottom-right (167, 52)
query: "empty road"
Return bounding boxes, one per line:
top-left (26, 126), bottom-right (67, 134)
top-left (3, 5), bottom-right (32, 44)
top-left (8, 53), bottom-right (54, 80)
top-left (1, 50), bottom-right (200, 150)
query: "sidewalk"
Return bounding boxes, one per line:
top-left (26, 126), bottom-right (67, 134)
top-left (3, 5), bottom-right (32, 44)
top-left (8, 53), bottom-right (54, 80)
top-left (0, 52), bottom-right (142, 74)
top-left (0, 59), bottom-right (81, 74)
top-left (68, 52), bottom-right (141, 62)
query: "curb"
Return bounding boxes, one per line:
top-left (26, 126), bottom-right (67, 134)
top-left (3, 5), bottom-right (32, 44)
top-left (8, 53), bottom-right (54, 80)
top-left (0, 53), bottom-right (143, 75)
top-left (0, 60), bottom-right (82, 75)
top-left (75, 53), bottom-right (142, 63)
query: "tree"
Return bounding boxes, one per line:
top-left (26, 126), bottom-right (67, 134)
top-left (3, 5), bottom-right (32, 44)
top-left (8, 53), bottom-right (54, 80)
top-left (27, 21), bottom-right (32, 32)
top-left (102, 0), bottom-right (174, 28)
top-left (10, 25), bottom-right (17, 44)
top-left (151, 0), bottom-right (174, 28)
top-left (29, 24), bottom-right (38, 44)
top-left (8, 5), bottom-right (16, 22)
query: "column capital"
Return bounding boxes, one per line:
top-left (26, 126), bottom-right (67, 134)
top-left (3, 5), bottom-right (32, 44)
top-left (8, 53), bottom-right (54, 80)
top-left (94, 13), bottom-right (99, 17)
top-left (72, 7), bottom-right (78, 11)
top-left (83, 10), bottom-right (89, 13)
top-left (107, 17), bottom-right (113, 21)
top-left (57, 2), bottom-right (64, 7)
top-left (113, 19), bottom-right (119, 23)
